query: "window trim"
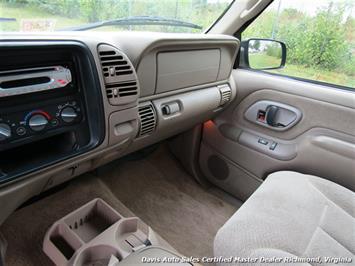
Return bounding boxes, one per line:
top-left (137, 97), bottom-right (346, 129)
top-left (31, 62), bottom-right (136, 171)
top-left (205, 0), bottom-right (236, 33)
top-left (234, 3), bottom-right (354, 91)
top-left (238, 67), bottom-right (355, 92)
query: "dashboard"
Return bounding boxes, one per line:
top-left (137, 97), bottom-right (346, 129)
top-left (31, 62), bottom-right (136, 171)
top-left (0, 32), bottom-right (239, 224)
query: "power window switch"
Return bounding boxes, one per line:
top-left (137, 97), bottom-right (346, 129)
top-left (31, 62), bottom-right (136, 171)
top-left (270, 142), bottom-right (278, 150)
top-left (258, 138), bottom-right (268, 145)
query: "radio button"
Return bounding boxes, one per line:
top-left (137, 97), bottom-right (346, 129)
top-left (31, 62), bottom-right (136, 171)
top-left (29, 114), bottom-right (48, 131)
top-left (0, 123), bottom-right (11, 141)
top-left (61, 107), bottom-right (78, 123)
top-left (16, 126), bottom-right (27, 136)
top-left (50, 119), bottom-right (59, 127)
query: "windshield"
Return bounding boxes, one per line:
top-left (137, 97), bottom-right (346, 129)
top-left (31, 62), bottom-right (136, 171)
top-left (0, 0), bottom-right (233, 33)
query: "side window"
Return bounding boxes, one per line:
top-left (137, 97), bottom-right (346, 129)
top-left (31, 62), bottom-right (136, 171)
top-left (242, 0), bottom-right (355, 89)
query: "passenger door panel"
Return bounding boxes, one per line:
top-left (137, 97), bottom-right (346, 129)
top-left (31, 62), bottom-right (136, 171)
top-left (199, 69), bottom-right (355, 200)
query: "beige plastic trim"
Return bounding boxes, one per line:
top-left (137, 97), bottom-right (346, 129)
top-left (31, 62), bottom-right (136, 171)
top-left (208, 0), bottom-right (272, 35)
top-left (118, 246), bottom-right (191, 266)
top-left (43, 198), bottom-right (155, 266)
top-left (156, 49), bottom-right (220, 93)
top-left (200, 69), bottom-right (355, 196)
top-left (0, 33), bottom-right (238, 228)
top-left (311, 136), bottom-right (355, 159)
top-left (240, 0), bottom-right (264, 21)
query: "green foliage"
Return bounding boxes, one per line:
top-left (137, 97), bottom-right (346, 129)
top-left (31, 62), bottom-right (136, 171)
top-left (2, 0), bottom-right (230, 29)
top-left (243, 1), bottom-right (354, 88)
top-left (297, 4), bottom-right (348, 70)
top-left (249, 53), bottom-right (281, 69)
top-left (265, 43), bottom-right (282, 59)
top-left (245, 4), bottom-right (351, 71)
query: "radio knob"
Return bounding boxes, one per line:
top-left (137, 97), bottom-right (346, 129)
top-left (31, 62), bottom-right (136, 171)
top-left (61, 107), bottom-right (78, 123)
top-left (0, 123), bottom-right (11, 141)
top-left (29, 114), bottom-right (48, 131)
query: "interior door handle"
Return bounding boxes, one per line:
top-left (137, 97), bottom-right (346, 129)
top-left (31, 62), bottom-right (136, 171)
top-left (266, 105), bottom-right (279, 126)
top-left (245, 100), bottom-right (302, 131)
top-left (266, 105), bottom-right (286, 128)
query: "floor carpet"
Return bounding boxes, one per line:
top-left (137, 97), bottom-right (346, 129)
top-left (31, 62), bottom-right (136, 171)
top-left (0, 175), bottom-right (135, 266)
top-left (1, 143), bottom-right (242, 265)
top-left (98, 144), bottom-right (241, 259)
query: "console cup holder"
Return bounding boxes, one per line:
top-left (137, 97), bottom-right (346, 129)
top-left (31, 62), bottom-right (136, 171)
top-left (48, 223), bottom-right (83, 262)
top-left (116, 217), bottom-right (139, 237)
top-left (74, 245), bottom-right (121, 266)
top-left (64, 199), bottom-right (122, 243)
top-left (43, 199), bottom-right (150, 265)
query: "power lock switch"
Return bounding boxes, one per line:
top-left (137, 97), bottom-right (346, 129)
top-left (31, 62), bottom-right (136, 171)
top-left (258, 138), bottom-right (268, 145)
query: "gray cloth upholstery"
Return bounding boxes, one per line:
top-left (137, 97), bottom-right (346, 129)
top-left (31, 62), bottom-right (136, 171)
top-left (214, 171), bottom-right (355, 265)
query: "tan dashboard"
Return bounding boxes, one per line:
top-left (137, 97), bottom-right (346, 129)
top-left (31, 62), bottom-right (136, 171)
top-left (0, 31), bottom-right (239, 225)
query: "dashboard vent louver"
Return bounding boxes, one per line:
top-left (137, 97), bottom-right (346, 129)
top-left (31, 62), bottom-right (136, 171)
top-left (105, 81), bottom-right (138, 99)
top-left (137, 103), bottom-right (157, 137)
top-left (99, 51), bottom-right (133, 77)
top-left (219, 85), bottom-right (232, 106)
top-left (98, 44), bottom-right (139, 105)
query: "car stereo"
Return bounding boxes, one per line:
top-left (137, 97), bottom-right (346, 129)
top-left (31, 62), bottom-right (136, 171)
top-left (0, 42), bottom-right (104, 184)
top-left (0, 64), bottom-right (83, 151)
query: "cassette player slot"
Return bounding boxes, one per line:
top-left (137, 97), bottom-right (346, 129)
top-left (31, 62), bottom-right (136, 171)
top-left (0, 65), bottom-right (72, 97)
top-left (1, 76), bottom-right (51, 89)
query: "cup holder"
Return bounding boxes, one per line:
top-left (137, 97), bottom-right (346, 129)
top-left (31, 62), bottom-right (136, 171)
top-left (74, 245), bottom-right (121, 266)
top-left (64, 199), bottom-right (121, 243)
top-left (43, 199), bottom-right (150, 266)
top-left (116, 217), bottom-right (139, 237)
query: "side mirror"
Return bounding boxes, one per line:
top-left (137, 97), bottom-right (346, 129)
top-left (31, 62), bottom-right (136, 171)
top-left (240, 38), bottom-right (286, 70)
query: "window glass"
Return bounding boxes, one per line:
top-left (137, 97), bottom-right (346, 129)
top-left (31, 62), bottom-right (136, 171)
top-left (0, 0), bottom-right (233, 33)
top-left (243, 0), bottom-right (355, 88)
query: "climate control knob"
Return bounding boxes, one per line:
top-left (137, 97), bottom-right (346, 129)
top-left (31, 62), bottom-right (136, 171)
top-left (29, 114), bottom-right (48, 132)
top-left (0, 123), bottom-right (11, 141)
top-left (61, 107), bottom-right (78, 123)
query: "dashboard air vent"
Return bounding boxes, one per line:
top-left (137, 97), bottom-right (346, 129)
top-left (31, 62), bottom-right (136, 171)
top-left (99, 51), bottom-right (133, 78)
top-left (105, 81), bottom-right (138, 99)
top-left (219, 85), bottom-right (232, 106)
top-left (137, 103), bottom-right (157, 137)
top-left (98, 44), bottom-right (139, 105)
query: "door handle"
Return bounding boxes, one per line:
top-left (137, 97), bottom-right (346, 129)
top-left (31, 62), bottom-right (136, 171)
top-left (245, 100), bottom-right (302, 131)
top-left (266, 105), bottom-right (279, 126)
top-left (266, 105), bottom-right (286, 128)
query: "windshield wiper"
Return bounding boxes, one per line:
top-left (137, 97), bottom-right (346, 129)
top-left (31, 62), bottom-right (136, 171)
top-left (60, 16), bottom-right (202, 31)
top-left (0, 18), bottom-right (16, 22)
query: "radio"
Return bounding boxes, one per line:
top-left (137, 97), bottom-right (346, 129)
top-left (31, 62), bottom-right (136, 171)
top-left (0, 64), bottom-right (84, 151)
top-left (0, 43), bottom-right (105, 184)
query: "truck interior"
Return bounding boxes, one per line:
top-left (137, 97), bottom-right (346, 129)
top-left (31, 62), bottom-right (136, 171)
top-left (0, 0), bottom-right (354, 265)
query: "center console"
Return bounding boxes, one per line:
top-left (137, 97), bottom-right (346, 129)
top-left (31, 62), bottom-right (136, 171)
top-left (43, 199), bottom-right (191, 266)
top-left (0, 42), bottom-right (105, 184)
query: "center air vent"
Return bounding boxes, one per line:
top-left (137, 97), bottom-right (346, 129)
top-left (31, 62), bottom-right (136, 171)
top-left (99, 51), bottom-right (133, 78)
top-left (219, 84), bottom-right (232, 106)
top-left (106, 81), bottom-right (138, 99)
top-left (98, 44), bottom-right (139, 105)
top-left (137, 103), bottom-right (157, 137)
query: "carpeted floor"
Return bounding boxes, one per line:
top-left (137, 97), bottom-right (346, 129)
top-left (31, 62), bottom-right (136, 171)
top-left (1, 143), bottom-right (241, 265)
top-left (98, 144), bottom-right (241, 259)
top-left (0, 174), bottom-right (136, 266)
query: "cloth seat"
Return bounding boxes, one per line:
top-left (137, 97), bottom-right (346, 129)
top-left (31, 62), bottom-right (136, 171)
top-left (214, 171), bottom-right (355, 265)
